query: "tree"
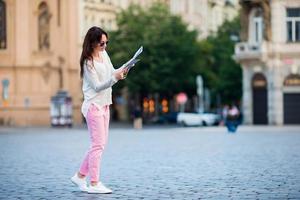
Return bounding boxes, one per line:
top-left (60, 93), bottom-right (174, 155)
top-left (196, 17), bottom-right (242, 106)
top-left (108, 3), bottom-right (199, 98)
top-left (109, 3), bottom-right (242, 109)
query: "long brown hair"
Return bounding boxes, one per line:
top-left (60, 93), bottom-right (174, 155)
top-left (80, 26), bottom-right (108, 78)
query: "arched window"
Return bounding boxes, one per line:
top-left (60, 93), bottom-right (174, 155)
top-left (252, 73), bottom-right (267, 88)
top-left (38, 2), bottom-right (50, 50)
top-left (0, 0), bottom-right (7, 49)
top-left (284, 74), bottom-right (300, 86)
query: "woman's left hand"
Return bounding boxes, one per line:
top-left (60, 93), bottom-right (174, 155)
top-left (122, 68), bottom-right (129, 79)
top-left (114, 68), bottom-right (128, 80)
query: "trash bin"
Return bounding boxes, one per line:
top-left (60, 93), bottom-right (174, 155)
top-left (50, 90), bottom-right (73, 127)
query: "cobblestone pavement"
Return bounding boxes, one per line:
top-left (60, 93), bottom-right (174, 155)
top-left (0, 125), bottom-right (300, 200)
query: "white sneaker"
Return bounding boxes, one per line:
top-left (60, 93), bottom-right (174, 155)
top-left (70, 173), bottom-right (88, 192)
top-left (87, 182), bottom-right (112, 194)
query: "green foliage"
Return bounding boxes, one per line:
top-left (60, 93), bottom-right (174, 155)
top-left (108, 3), bottom-right (242, 105)
top-left (197, 17), bottom-right (242, 105)
top-left (108, 3), bottom-right (199, 97)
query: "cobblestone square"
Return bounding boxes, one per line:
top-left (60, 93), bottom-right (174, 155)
top-left (0, 125), bottom-right (300, 199)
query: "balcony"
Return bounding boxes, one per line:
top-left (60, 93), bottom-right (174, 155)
top-left (234, 42), bottom-right (267, 61)
top-left (234, 41), bottom-right (300, 62)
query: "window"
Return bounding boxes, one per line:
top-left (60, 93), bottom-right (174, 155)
top-left (108, 19), bottom-right (112, 30)
top-left (225, 0), bottom-right (234, 7)
top-left (101, 19), bottom-right (104, 28)
top-left (38, 2), bottom-right (50, 50)
top-left (253, 9), bottom-right (263, 43)
top-left (57, 0), bottom-right (61, 26)
top-left (0, 0), bottom-right (6, 49)
top-left (249, 8), bottom-right (263, 44)
top-left (286, 8), bottom-right (300, 42)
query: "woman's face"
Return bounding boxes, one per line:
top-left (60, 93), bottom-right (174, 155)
top-left (94, 34), bottom-right (108, 52)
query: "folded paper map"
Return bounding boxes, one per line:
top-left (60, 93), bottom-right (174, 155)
top-left (122, 46), bottom-right (143, 71)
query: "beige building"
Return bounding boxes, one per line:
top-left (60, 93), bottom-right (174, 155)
top-left (80, 0), bottom-right (238, 41)
top-left (79, 0), bottom-right (118, 37)
top-left (234, 0), bottom-right (300, 125)
top-left (0, 0), bottom-right (169, 126)
top-left (79, 0), bottom-right (169, 38)
top-left (170, 0), bottom-right (239, 39)
top-left (0, 0), bottom-right (240, 126)
top-left (0, 0), bottom-right (82, 126)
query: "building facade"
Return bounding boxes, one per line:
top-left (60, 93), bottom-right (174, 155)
top-left (234, 0), bottom-right (300, 125)
top-left (170, 0), bottom-right (239, 39)
top-left (0, 0), bottom-right (170, 126)
top-left (0, 0), bottom-right (82, 126)
top-left (0, 0), bottom-right (240, 126)
top-left (79, 0), bottom-right (169, 39)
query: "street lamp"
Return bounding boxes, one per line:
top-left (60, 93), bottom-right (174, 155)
top-left (230, 32), bottom-right (240, 42)
top-left (196, 75), bottom-right (204, 113)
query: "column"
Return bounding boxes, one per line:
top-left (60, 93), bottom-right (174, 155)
top-left (242, 65), bottom-right (252, 124)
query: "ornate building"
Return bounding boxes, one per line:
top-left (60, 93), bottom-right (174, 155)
top-left (79, 0), bottom-right (169, 39)
top-left (0, 0), bottom-right (82, 126)
top-left (0, 0), bottom-right (170, 126)
top-left (170, 0), bottom-right (239, 39)
top-left (234, 0), bottom-right (300, 125)
top-left (0, 0), bottom-right (239, 126)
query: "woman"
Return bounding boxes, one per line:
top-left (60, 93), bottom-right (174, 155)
top-left (71, 26), bottom-right (127, 194)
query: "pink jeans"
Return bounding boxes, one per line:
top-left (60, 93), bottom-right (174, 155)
top-left (79, 104), bottom-right (110, 182)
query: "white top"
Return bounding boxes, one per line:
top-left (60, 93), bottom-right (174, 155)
top-left (81, 50), bottom-right (118, 118)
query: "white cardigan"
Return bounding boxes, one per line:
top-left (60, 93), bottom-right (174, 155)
top-left (81, 50), bottom-right (118, 118)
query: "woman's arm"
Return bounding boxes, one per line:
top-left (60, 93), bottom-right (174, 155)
top-left (103, 50), bottom-right (127, 72)
top-left (84, 61), bottom-right (118, 92)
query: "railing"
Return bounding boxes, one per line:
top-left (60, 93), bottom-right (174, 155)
top-left (234, 42), bottom-right (266, 60)
top-left (235, 42), bottom-right (262, 54)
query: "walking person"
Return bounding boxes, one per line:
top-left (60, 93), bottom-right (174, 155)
top-left (71, 26), bottom-right (128, 194)
top-left (221, 104), bottom-right (229, 126)
top-left (225, 104), bottom-right (240, 133)
top-left (133, 105), bottom-right (143, 129)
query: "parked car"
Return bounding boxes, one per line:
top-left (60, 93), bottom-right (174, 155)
top-left (177, 112), bottom-right (221, 126)
top-left (151, 112), bottom-right (179, 124)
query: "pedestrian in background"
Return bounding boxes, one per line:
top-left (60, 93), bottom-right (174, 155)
top-left (220, 104), bottom-right (229, 126)
top-left (71, 26), bottom-right (128, 194)
top-left (225, 104), bottom-right (240, 133)
top-left (133, 105), bottom-right (143, 129)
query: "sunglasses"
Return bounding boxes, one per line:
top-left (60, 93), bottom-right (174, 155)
top-left (99, 41), bottom-right (109, 47)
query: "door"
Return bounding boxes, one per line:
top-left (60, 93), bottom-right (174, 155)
top-left (283, 74), bottom-right (300, 124)
top-left (252, 73), bottom-right (268, 124)
top-left (284, 93), bottom-right (300, 124)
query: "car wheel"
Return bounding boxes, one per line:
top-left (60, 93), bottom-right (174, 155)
top-left (202, 121), bottom-right (207, 126)
top-left (180, 121), bottom-right (187, 127)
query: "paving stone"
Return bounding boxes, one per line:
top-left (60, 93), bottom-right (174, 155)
top-left (0, 126), bottom-right (299, 199)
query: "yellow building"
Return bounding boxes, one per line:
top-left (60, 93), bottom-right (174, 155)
top-left (0, 0), bottom-right (82, 126)
top-left (0, 0), bottom-right (169, 126)
top-left (0, 0), bottom-right (239, 126)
